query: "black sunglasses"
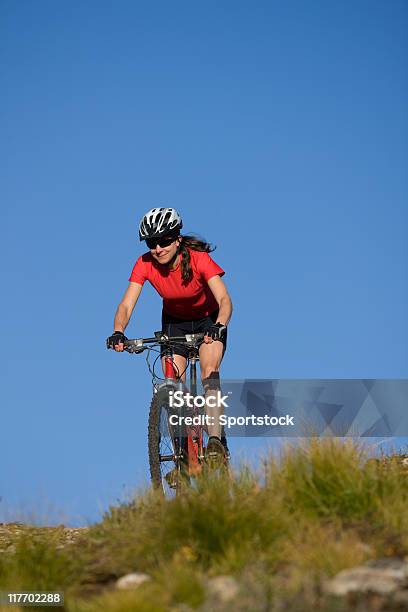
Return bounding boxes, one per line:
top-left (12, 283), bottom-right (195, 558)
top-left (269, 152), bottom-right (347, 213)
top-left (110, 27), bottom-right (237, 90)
top-left (146, 234), bottom-right (178, 249)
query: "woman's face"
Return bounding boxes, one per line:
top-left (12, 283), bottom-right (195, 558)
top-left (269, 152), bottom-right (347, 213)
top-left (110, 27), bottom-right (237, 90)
top-left (149, 235), bottom-right (181, 265)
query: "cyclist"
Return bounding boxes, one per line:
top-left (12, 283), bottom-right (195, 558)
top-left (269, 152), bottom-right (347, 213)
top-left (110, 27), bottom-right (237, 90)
top-left (107, 207), bottom-right (233, 464)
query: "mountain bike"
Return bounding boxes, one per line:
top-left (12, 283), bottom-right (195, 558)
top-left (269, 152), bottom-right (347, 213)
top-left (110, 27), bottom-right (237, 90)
top-left (110, 331), bottom-right (228, 495)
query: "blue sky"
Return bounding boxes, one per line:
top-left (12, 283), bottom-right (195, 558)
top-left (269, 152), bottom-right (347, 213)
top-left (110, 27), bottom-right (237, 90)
top-left (1, 1), bottom-right (407, 526)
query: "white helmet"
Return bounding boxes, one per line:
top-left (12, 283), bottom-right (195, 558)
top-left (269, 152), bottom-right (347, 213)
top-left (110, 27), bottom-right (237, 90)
top-left (139, 207), bottom-right (183, 241)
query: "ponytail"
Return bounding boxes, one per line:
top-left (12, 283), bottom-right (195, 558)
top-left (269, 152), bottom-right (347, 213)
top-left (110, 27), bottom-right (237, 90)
top-left (178, 234), bottom-right (215, 282)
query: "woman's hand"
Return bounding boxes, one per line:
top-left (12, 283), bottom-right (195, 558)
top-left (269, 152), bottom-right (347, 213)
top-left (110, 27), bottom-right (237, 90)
top-left (204, 322), bottom-right (227, 343)
top-left (107, 331), bottom-right (128, 352)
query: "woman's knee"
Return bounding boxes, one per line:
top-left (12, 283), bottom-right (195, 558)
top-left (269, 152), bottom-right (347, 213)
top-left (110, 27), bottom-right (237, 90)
top-left (201, 369), bottom-right (221, 392)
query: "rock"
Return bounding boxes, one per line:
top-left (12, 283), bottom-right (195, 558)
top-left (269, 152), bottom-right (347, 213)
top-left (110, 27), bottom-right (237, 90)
top-left (325, 558), bottom-right (408, 596)
top-left (116, 572), bottom-right (151, 590)
top-left (394, 590), bottom-right (408, 606)
top-left (206, 575), bottom-right (239, 603)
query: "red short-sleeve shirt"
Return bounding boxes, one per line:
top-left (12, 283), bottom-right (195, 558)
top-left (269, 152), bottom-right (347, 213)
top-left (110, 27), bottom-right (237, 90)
top-left (129, 247), bottom-right (225, 319)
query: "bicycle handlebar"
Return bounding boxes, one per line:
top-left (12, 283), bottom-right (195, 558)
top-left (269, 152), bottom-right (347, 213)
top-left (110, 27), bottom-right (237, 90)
top-left (107, 331), bottom-right (206, 353)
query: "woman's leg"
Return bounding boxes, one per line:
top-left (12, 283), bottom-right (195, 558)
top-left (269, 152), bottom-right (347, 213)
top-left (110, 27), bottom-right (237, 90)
top-left (199, 340), bottom-right (225, 438)
top-left (161, 310), bottom-right (188, 382)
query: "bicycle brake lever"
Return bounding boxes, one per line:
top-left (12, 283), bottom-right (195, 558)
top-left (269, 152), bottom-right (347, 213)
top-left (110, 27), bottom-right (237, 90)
top-left (185, 333), bottom-right (204, 344)
top-left (123, 338), bottom-right (145, 353)
top-left (124, 345), bottom-right (145, 354)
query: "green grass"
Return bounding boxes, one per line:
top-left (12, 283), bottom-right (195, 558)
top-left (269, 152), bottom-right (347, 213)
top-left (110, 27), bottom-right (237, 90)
top-left (1, 439), bottom-right (408, 611)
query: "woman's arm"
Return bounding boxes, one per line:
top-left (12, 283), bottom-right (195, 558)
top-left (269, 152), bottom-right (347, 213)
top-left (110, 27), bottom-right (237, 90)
top-left (113, 282), bottom-right (143, 333)
top-left (206, 276), bottom-right (233, 326)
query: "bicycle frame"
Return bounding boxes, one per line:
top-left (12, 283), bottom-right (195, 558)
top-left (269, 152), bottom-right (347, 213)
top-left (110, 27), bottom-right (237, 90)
top-left (162, 343), bottom-right (204, 475)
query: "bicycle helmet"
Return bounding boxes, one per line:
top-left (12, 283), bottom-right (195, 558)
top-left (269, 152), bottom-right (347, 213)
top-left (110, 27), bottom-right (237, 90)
top-left (139, 207), bottom-right (183, 241)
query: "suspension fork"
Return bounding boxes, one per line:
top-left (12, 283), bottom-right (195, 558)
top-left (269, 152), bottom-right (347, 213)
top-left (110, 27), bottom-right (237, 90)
top-left (163, 346), bottom-right (177, 379)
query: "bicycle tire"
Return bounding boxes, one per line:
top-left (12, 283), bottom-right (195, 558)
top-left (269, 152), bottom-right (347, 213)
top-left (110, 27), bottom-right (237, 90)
top-left (148, 387), bottom-right (187, 493)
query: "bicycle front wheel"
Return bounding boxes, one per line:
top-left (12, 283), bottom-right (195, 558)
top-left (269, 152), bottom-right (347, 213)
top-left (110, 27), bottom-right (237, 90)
top-left (148, 388), bottom-right (187, 494)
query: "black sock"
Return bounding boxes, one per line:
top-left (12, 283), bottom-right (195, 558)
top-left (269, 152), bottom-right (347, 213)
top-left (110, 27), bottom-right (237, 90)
top-left (208, 435), bottom-right (221, 441)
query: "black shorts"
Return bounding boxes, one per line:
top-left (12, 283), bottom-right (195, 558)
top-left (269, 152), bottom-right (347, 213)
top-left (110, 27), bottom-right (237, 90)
top-left (161, 309), bottom-right (228, 359)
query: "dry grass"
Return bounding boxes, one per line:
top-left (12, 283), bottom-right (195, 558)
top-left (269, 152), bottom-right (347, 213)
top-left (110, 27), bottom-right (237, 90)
top-left (1, 438), bottom-right (408, 611)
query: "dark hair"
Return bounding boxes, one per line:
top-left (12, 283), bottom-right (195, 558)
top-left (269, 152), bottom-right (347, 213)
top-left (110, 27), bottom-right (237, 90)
top-left (178, 234), bottom-right (215, 282)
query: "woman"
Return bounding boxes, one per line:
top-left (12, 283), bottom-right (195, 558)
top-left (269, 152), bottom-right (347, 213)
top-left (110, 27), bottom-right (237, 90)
top-left (107, 207), bottom-right (233, 463)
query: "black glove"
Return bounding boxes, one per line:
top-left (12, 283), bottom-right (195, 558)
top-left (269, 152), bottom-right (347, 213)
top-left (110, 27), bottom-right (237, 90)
top-left (107, 331), bottom-right (128, 349)
top-left (204, 322), bottom-right (227, 341)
